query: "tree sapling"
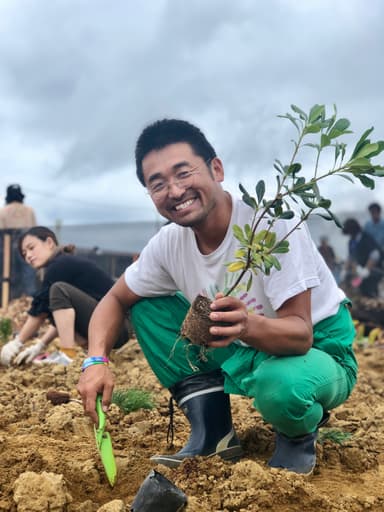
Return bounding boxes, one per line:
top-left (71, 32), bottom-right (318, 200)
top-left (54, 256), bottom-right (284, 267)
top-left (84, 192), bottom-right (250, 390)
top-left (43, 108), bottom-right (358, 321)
top-left (181, 103), bottom-right (384, 346)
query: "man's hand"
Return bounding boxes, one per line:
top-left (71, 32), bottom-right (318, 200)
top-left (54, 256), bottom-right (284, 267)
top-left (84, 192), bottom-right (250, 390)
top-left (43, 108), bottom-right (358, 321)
top-left (14, 339), bottom-right (47, 365)
top-left (77, 364), bottom-right (115, 424)
top-left (208, 292), bottom-right (249, 347)
top-left (0, 336), bottom-right (23, 366)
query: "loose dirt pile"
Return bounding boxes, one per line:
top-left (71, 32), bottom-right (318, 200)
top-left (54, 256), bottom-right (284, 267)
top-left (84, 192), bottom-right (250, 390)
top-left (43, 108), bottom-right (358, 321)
top-left (0, 298), bottom-right (383, 511)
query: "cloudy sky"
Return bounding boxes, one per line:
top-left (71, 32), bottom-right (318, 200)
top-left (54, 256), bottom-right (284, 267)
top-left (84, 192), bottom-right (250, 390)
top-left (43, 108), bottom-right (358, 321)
top-left (0, 0), bottom-right (383, 228)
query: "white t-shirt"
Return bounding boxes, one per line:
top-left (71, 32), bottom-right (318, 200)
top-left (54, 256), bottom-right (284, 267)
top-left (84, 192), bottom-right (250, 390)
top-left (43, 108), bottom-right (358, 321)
top-left (125, 195), bottom-right (345, 325)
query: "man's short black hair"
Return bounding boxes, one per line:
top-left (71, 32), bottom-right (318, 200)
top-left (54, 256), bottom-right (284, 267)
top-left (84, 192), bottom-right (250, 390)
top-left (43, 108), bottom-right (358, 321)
top-left (135, 119), bottom-right (217, 186)
top-left (368, 202), bottom-right (381, 213)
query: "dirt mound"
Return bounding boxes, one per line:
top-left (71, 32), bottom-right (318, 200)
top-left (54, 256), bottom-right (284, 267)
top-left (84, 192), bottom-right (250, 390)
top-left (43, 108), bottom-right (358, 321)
top-left (0, 300), bottom-right (384, 511)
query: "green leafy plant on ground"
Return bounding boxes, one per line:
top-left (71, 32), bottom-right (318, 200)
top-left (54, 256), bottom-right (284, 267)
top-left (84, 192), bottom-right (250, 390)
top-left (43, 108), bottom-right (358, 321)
top-left (224, 103), bottom-right (384, 294)
top-left (318, 428), bottom-right (352, 445)
top-left (112, 388), bottom-right (155, 414)
top-left (0, 318), bottom-right (12, 345)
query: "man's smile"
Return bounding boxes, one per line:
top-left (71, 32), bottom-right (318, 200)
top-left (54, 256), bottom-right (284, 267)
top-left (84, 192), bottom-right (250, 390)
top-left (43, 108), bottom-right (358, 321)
top-left (174, 198), bottom-right (195, 211)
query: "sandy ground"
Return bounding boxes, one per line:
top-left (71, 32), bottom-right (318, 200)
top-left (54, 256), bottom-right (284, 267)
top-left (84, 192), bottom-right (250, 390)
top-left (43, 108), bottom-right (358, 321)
top-left (0, 298), bottom-right (384, 511)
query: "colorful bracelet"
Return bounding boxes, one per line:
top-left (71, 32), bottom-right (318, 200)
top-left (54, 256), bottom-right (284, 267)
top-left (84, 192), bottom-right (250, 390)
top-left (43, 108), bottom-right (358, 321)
top-left (81, 356), bottom-right (110, 372)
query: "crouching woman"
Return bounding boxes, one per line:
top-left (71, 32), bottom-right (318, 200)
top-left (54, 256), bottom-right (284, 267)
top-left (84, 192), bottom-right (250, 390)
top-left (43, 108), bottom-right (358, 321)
top-left (0, 226), bottom-right (132, 366)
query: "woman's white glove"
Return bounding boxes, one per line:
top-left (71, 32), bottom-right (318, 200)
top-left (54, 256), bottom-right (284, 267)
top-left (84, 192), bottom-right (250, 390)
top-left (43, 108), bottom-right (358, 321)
top-left (0, 336), bottom-right (23, 366)
top-left (14, 339), bottom-right (47, 365)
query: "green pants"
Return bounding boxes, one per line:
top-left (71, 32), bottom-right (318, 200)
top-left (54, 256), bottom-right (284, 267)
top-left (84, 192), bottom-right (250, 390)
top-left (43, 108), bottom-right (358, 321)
top-left (131, 293), bottom-right (358, 437)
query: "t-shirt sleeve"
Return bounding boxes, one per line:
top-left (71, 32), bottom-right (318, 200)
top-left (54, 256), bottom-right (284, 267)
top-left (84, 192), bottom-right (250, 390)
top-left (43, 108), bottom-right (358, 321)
top-left (28, 284), bottom-right (51, 316)
top-left (27, 256), bottom-right (71, 316)
top-left (125, 229), bottom-right (178, 297)
top-left (262, 219), bottom-right (320, 311)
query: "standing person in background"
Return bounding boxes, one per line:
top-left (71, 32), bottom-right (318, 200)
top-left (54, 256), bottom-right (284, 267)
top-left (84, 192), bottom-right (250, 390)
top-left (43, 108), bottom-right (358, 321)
top-left (0, 184), bottom-right (37, 298)
top-left (0, 185), bottom-right (36, 229)
top-left (317, 236), bottom-right (339, 281)
top-left (0, 226), bottom-right (132, 366)
top-left (342, 218), bottom-right (383, 297)
top-left (364, 202), bottom-right (384, 252)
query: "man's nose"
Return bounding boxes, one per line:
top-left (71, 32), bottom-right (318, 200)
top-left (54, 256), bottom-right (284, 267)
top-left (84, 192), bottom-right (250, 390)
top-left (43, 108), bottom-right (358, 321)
top-left (167, 180), bottom-right (185, 198)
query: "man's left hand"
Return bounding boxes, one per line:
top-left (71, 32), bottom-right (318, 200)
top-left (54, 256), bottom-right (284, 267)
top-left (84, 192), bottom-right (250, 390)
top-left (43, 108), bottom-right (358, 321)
top-left (208, 292), bottom-right (248, 347)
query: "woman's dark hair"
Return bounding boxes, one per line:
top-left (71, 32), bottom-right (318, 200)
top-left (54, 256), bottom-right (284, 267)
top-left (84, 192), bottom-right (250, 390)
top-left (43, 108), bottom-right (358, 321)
top-left (6, 184), bottom-right (25, 204)
top-left (18, 226), bottom-right (75, 258)
top-left (135, 119), bottom-right (217, 186)
top-left (342, 218), bottom-right (361, 237)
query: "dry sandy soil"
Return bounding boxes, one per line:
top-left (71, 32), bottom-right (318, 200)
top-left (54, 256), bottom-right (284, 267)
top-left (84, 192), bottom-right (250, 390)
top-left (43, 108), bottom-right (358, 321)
top-left (0, 297), bottom-right (384, 511)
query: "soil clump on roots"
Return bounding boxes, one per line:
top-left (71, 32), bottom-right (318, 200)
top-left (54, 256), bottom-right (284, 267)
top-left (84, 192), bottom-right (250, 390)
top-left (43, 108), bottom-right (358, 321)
top-left (181, 294), bottom-right (230, 346)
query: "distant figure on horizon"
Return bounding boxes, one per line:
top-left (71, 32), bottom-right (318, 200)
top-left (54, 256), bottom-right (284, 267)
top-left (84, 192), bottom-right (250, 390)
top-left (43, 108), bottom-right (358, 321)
top-left (342, 218), bottom-right (383, 297)
top-left (0, 184), bottom-right (37, 229)
top-left (0, 184), bottom-right (37, 298)
top-left (318, 236), bottom-right (341, 284)
top-left (364, 202), bottom-right (384, 251)
top-left (318, 235), bottom-right (336, 268)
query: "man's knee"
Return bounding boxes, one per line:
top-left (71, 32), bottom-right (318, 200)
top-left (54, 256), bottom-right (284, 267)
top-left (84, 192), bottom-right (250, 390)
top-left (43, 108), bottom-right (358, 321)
top-left (248, 358), bottom-right (316, 429)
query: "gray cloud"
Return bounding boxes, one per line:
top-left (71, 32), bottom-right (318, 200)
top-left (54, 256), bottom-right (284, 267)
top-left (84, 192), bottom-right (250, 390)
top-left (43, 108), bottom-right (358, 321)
top-left (0, 0), bottom-right (383, 225)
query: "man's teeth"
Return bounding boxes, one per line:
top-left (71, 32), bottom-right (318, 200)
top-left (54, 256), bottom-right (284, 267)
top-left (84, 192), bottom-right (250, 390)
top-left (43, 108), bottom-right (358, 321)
top-left (175, 199), bottom-right (194, 211)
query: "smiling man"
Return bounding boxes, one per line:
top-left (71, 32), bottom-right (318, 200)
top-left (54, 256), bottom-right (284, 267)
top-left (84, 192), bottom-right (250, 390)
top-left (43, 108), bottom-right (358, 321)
top-left (77, 119), bottom-right (358, 475)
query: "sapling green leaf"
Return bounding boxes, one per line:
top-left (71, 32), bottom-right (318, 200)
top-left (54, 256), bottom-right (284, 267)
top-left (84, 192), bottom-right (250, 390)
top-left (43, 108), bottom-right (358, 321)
top-left (304, 124), bottom-right (322, 135)
top-left (256, 180), bottom-right (266, 202)
top-left (308, 104), bottom-right (325, 123)
top-left (355, 175), bottom-right (375, 189)
top-left (351, 127), bottom-right (374, 158)
top-left (321, 134), bottom-right (331, 148)
top-left (291, 104), bottom-right (308, 120)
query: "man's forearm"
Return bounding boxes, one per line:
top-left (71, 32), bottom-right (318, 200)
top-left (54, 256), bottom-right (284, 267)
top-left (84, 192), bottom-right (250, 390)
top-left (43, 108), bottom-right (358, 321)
top-left (87, 293), bottom-right (127, 357)
top-left (241, 313), bottom-right (313, 355)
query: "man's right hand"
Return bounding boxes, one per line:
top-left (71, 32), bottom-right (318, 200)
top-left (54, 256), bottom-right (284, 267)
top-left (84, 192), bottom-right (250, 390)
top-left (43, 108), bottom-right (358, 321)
top-left (77, 364), bottom-right (115, 424)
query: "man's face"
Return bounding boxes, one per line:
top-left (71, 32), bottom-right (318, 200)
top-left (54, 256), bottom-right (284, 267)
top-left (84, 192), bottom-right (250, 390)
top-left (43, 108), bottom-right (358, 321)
top-left (142, 142), bottom-right (224, 227)
top-left (370, 208), bottom-right (381, 223)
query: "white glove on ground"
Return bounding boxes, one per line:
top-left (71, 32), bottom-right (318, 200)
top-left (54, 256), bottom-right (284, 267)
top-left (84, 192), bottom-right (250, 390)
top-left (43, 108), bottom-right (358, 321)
top-left (0, 337), bottom-right (23, 366)
top-left (14, 339), bottom-right (47, 365)
top-left (356, 265), bottom-right (370, 279)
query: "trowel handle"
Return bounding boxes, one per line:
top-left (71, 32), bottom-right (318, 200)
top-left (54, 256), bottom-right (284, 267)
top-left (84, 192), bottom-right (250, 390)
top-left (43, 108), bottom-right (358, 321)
top-left (95, 395), bottom-right (106, 430)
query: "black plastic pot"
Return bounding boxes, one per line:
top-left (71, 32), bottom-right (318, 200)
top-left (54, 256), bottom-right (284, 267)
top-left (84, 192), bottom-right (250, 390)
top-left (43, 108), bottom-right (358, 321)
top-left (130, 469), bottom-right (187, 512)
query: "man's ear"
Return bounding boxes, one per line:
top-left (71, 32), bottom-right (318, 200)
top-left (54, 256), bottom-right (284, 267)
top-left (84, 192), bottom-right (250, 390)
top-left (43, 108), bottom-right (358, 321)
top-left (210, 157), bottom-right (224, 182)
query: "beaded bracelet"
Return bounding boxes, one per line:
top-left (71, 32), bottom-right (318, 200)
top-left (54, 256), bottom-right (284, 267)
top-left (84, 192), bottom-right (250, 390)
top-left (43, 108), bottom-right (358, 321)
top-left (81, 356), bottom-right (110, 372)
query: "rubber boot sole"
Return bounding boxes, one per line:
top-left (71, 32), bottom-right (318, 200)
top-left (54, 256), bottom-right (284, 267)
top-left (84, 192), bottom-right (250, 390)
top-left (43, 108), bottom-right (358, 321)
top-left (150, 444), bottom-right (243, 469)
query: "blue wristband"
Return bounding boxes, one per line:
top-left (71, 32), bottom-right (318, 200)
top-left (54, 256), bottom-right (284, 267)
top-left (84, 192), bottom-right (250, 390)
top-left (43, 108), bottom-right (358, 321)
top-left (81, 356), bottom-right (110, 372)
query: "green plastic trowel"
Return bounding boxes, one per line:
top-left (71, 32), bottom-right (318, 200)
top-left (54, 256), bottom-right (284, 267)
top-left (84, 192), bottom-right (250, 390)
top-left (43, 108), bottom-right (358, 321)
top-left (94, 395), bottom-right (117, 487)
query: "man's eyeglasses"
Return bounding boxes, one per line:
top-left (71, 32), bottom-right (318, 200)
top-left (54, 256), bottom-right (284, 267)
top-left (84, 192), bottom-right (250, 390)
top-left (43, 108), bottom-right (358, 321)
top-left (147, 158), bottom-right (212, 199)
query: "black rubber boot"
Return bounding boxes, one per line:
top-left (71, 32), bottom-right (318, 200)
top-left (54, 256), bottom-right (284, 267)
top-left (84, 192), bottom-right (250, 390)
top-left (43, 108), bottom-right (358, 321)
top-left (268, 431), bottom-right (318, 475)
top-left (268, 410), bottom-right (330, 475)
top-left (150, 369), bottom-right (243, 468)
